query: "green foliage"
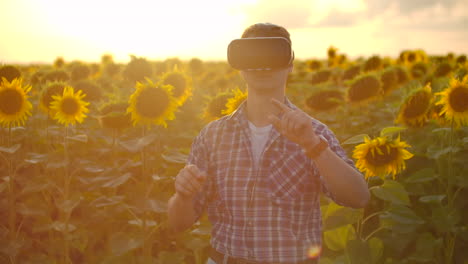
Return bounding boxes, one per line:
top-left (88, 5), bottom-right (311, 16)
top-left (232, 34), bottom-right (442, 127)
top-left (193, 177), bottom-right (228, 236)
top-left (1, 54), bottom-right (467, 264)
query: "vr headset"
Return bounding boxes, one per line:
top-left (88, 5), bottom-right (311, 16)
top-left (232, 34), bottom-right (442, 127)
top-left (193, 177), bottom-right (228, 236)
top-left (227, 37), bottom-right (294, 71)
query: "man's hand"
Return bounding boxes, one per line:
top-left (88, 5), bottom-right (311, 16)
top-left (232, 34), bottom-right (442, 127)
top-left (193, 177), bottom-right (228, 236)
top-left (268, 98), bottom-right (319, 149)
top-left (175, 164), bottom-right (207, 200)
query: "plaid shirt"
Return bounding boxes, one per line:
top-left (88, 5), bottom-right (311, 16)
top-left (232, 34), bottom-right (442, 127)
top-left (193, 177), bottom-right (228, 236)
top-left (188, 100), bottom-right (356, 263)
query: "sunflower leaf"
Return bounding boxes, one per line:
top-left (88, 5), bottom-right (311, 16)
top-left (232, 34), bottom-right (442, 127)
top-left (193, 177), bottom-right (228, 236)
top-left (380, 127), bottom-right (406, 138)
top-left (0, 144), bottom-right (21, 154)
top-left (371, 180), bottom-right (410, 205)
top-left (342, 134), bottom-right (368, 145)
top-left (66, 134), bottom-right (88, 143)
top-left (419, 195), bottom-right (446, 203)
top-left (119, 134), bottom-right (157, 153)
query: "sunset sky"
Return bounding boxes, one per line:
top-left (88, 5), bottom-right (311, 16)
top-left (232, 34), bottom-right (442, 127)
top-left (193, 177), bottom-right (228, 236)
top-left (1, 0), bottom-right (467, 64)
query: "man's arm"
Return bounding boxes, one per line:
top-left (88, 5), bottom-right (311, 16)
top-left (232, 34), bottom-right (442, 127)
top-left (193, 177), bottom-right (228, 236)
top-left (304, 142), bottom-right (370, 208)
top-left (167, 193), bottom-right (198, 233)
top-left (268, 98), bottom-right (370, 208)
top-left (167, 165), bottom-right (207, 233)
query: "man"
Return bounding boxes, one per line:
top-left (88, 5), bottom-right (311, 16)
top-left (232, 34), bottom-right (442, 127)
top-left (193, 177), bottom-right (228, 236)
top-left (168, 23), bottom-right (370, 264)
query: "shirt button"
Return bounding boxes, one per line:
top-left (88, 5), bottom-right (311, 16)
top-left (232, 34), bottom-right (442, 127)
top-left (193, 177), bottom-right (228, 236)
top-left (248, 220), bottom-right (253, 226)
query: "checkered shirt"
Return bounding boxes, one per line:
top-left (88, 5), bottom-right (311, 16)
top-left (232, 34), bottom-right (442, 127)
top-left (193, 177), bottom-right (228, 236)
top-left (188, 100), bottom-right (356, 263)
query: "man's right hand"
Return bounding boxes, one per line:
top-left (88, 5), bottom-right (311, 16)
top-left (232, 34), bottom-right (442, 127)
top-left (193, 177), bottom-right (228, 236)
top-left (174, 164), bottom-right (207, 200)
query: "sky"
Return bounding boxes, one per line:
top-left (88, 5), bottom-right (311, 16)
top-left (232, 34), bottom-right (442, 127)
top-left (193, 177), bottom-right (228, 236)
top-left (1, 0), bottom-right (467, 64)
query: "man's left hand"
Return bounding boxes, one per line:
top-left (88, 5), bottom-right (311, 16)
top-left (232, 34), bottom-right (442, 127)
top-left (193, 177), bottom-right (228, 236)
top-left (268, 98), bottom-right (319, 149)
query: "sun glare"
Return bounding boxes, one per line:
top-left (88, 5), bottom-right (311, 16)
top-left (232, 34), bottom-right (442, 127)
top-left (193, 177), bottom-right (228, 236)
top-left (9, 0), bottom-right (254, 62)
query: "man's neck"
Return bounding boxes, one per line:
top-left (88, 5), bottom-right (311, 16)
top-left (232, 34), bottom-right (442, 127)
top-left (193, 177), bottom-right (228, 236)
top-left (245, 88), bottom-right (285, 127)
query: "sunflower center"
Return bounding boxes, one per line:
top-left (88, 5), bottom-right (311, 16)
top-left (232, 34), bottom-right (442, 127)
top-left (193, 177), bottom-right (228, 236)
top-left (60, 97), bottom-right (80, 115)
top-left (403, 91), bottom-right (431, 118)
top-left (365, 145), bottom-right (398, 167)
top-left (136, 88), bottom-right (169, 118)
top-left (348, 76), bottom-right (380, 102)
top-left (0, 89), bottom-right (23, 115)
top-left (449, 85), bottom-right (468, 112)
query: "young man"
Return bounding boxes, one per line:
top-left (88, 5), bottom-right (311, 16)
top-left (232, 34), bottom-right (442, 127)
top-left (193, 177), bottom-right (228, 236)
top-left (168, 23), bottom-right (370, 264)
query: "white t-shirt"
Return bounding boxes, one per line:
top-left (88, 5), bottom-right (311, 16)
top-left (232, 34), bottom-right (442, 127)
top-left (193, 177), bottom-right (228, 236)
top-left (248, 121), bottom-right (272, 168)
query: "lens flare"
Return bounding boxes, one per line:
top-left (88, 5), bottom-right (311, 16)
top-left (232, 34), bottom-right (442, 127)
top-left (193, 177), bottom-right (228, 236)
top-left (307, 244), bottom-right (322, 259)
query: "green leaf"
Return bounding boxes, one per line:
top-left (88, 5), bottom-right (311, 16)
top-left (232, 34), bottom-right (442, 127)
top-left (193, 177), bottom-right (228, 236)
top-left (347, 239), bottom-right (370, 264)
top-left (368, 237), bottom-right (383, 264)
top-left (102, 172), bottom-right (132, 188)
top-left (183, 237), bottom-right (209, 252)
top-left (324, 224), bottom-right (356, 251)
top-left (380, 126), bottom-right (406, 138)
top-left (109, 232), bottom-right (144, 256)
top-left (371, 180), bottom-right (410, 205)
top-left (147, 199), bottom-right (167, 213)
top-left (161, 149), bottom-right (188, 164)
top-left (156, 251), bottom-right (185, 264)
top-left (405, 168), bottom-right (436, 183)
top-left (419, 195), bottom-right (445, 203)
top-left (66, 134), bottom-right (88, 143)
top-left (119, 134), bottom-right (157, 153)
top-left (342, 134), bottom-right (368, 145)
top-left (408, 232), bottom-right (442, 262)
top-left (427, 146), bottom-right (461, 159)
top-left (91, 195), bottom-right (125, 208)
top-left (323, 203), bottom-right (362, 230)
top-left (56, 197), bottom-right (81, 214)
top-left (51, 221), bottom-right (77, 233)
top-left (24, 153), bottom-right (48, 164)
top-left (382, 205), bottom-right (425, 226)
top-left (128, 219), bottom-right (157, 227)
top-left (0, 144), bottom-right (21, 154)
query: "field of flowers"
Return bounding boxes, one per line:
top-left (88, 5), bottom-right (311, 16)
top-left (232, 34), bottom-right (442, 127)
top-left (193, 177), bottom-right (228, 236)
top-left (0, 49), bottom-right (467, 264)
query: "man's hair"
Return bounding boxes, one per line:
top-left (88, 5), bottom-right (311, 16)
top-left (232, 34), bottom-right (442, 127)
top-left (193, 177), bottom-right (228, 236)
top-left (241, 23), bottom-right (291, 45)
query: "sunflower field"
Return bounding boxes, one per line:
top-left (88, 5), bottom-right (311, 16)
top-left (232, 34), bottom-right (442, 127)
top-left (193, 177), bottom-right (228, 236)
top-left (0, 49), bottom-right (467, 264)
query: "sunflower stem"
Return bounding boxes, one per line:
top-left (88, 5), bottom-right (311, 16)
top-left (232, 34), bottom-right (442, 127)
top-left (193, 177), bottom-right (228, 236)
top-left (63, 126), bottom-right (71, 264)
top-left (443, 119), bottom-right (456, 264)
top-left (7, 124), bottom-right (17, 264)
top-left (141, 126), bottom-right (146, 179)
top-left (446, 119), bottom-right (455, 207)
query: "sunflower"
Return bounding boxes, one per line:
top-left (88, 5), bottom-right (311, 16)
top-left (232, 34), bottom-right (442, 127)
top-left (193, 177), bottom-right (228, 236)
top-left (203, 92), bottom-right (232, 121)
top-left (0, 65), bottom-right (22, 82)
top-left (50, 86), bottom-right (89, 127)
top-left (380, 68), bottom-right (398, 95)
top-left (0, 77), bottom-right (32, 127)
top-left (127, 78), bottom-right (178, 127)
top-left (305, 90), bottom-right (344, 112)
top-left (222, 87), bottom-right (247, 115)
top-left (39, 81), bottom-right (67, 114)
top-left (307, 59), bottom-right (322, 71)
top-left (342, 64), bottom-right (361, 81)
top-left (347, 74), bottom-right (382, 103)
top-left (99, 102), bottom-right (132, 130)
top-left (353, 135), bottom-right (414, 179)
top-left (435, 76), bottom-right (468, 127)
top-left (310, 69), bottom-right (332, 85)
top-left (410, 62), bottom-right (428, 79)
top-left (160, 69), bottom-right (192, 105)
top-left (396, 83), bottom-right (433, 127)
top-left (363, 55), bottom-right (383, 72)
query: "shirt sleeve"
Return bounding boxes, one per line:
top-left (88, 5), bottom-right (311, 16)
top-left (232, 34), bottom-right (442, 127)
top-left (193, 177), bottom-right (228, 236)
top-left (187, 124), bottom-right (215, 221)
top-left (313, 122), bottom-right (360, 205)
